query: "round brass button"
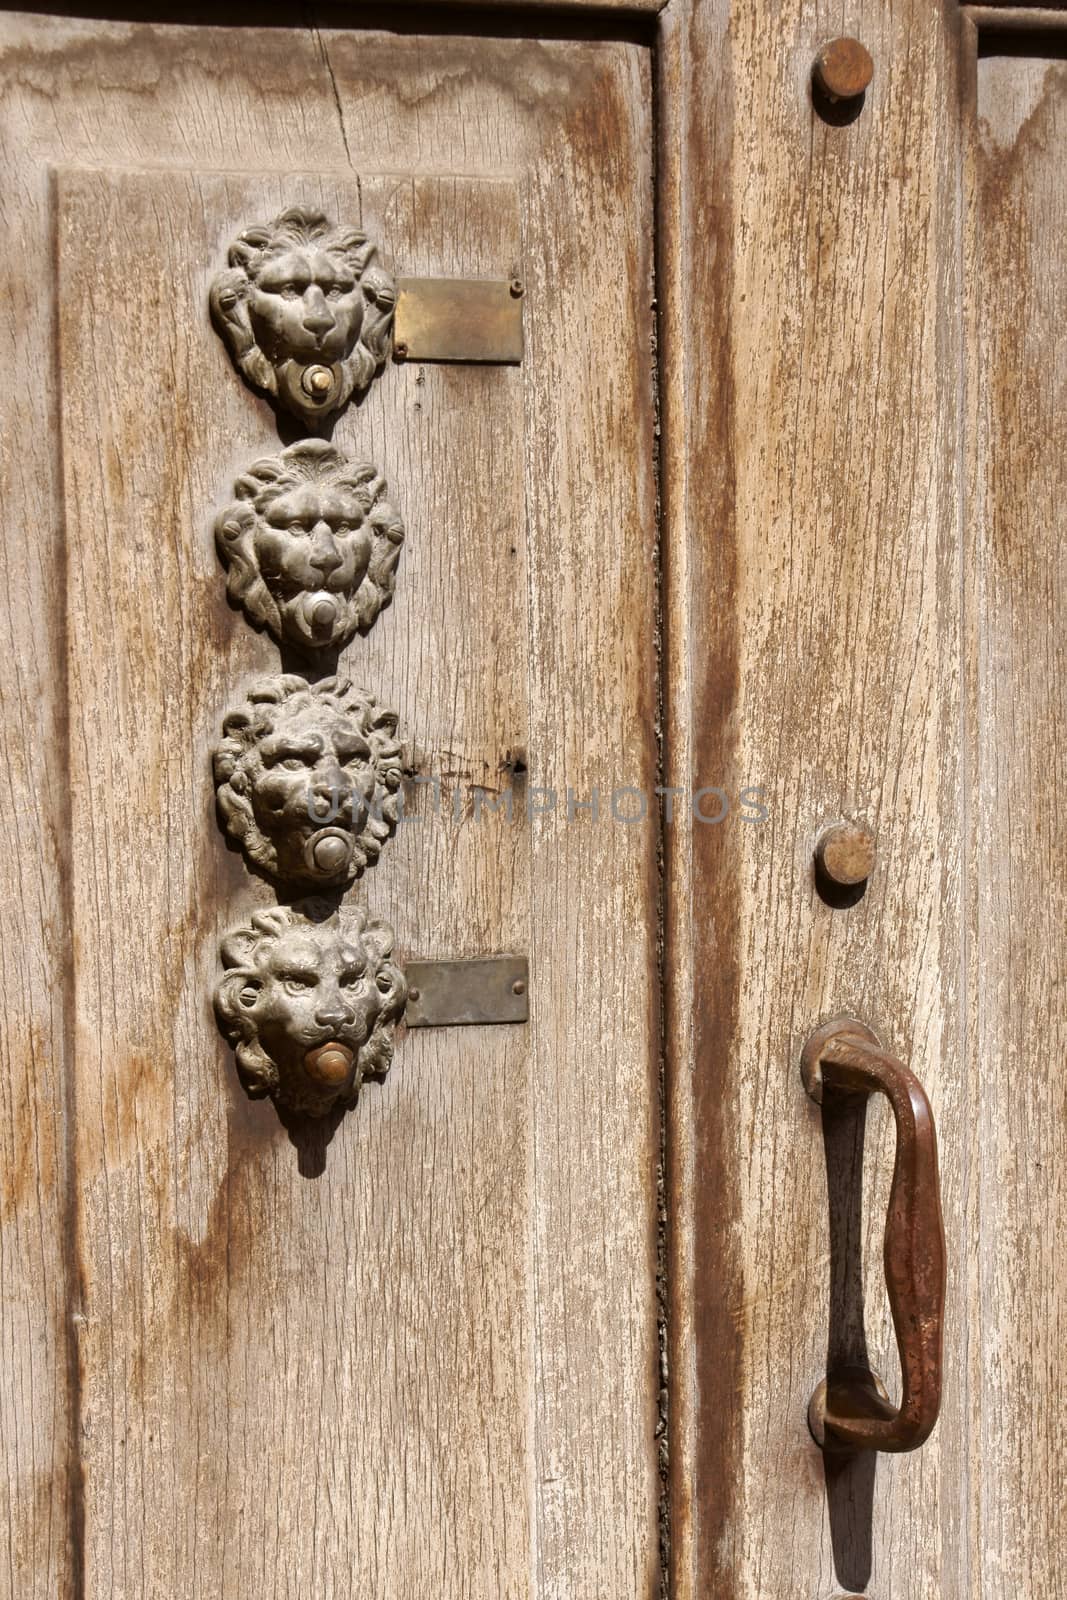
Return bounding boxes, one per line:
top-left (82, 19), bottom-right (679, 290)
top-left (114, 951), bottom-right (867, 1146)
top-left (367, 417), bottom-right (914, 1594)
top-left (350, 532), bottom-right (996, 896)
top-left (301, 363), bottom-right (334, 399)
top-left (304, 1041), bottom-right (353, 1087)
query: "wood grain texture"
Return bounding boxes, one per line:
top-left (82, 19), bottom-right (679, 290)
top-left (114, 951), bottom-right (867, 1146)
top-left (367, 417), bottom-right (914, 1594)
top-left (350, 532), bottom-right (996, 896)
top-left (965, 7), bottom-right (1067, 30)
top-left (388, 0), bottom-right (666, 11)
top-left (656, 0), bottom-right (741, 1591)
top-left (0, 33), bottom-right (79, 1597)
top-left (965, 39), bottom-right (1067, 1598)
top-left (0, 15), bottom-right (658, 1597)
top-left (661, 0), bottom-right (970, 1595)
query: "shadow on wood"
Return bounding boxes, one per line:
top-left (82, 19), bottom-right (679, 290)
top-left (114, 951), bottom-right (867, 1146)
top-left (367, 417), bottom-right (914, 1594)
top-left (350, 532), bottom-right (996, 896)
top-left (820, 1091), bottom-right (877, 1593)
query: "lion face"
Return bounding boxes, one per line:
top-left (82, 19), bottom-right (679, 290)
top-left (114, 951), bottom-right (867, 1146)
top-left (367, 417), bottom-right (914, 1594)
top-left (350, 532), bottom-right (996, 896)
top-left (249, 477), bottom-right (375, 650)
top-left (247, 241), bottom-right (366, 367)
top-left (216, 441), bottom-right (404, 658)
top-left (213, 677), bottom-right (404, 892)
top-left (210, 207), bottom-right (395, 426)
top-left (215, 904), bottom-right (406, 1116)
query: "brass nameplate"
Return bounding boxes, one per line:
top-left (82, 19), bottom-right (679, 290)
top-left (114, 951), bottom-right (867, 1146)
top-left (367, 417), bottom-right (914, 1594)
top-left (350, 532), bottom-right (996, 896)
top-left (404, 956), bottom-right (529, 1027)
top-left (394, 277), bottom-right (524, 365)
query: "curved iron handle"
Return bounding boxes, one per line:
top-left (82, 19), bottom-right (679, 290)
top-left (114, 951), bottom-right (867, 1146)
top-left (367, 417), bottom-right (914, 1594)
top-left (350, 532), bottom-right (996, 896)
top-left (801, 1018), bottom-right (946, 1453)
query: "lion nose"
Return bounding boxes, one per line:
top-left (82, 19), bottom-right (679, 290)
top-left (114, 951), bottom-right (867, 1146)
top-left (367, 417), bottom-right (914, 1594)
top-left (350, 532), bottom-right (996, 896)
top-left (307, 777), bottom-right (343, 820)
top-left (310, 767), bottom-right (348, 804)
top-left (302, 287), bottom-right (335, 336)
top-left (314, 992), bottom-right (354, 1030)
top-left (308, 522), bottom-right (343, 575)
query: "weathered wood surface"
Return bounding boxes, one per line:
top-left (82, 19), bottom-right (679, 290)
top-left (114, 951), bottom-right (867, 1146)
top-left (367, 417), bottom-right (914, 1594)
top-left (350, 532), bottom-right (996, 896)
top-left (964, 7), bottom-right (1067, 30)
top-left (664, 1), bottom-right (1067, 1596)
top-left (1, 16), bottom-right (658, 1597)
top-left (397, 0), bottom-right (664, 10)
top-left (660, 0), bottom-right (970, 1595)
top-left (965, 39), bottom-right (1067, 1599)
top-left (0, 29), bottom-right (79, 1597)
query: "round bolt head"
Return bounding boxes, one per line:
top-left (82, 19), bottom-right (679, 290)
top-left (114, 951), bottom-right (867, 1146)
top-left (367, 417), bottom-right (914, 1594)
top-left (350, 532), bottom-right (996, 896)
top-left (407, 987), bottom-right (420, 1003)
top-left (304, 1040), bottom-right (354, 1087)
top-left (311, 833), bottom-right (350, 875)
top-left (808, 1366), bottom-right (891, 1449)
top-left (813, 36), bottom-right (874, 102)
top-left (512, 979), bottom-right (526, 996)
top-left (800, 1017), bottom-right (880, 1102)
top-left (815, 821), bottom-right (876, 887)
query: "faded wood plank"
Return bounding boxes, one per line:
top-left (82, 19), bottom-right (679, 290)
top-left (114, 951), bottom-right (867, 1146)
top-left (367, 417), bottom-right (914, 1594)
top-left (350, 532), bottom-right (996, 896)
top-left (0, 49), bottom-right (78, 1600)
top-left (517, 40), bottom-right (659, 1597)
top-left (964, 8), bottom-right (1067, 31)
top-left (661, 0), bottom-right (968, 1595)
top-left (966, 44), bottom-right (1067, 1600)
top-left (0, 14), bottom-right (658, 1597)
top-left (389, 0), bottom-right (665, 10)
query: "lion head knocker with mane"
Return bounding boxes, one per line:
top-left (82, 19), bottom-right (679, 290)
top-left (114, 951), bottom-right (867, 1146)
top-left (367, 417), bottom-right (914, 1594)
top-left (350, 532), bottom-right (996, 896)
top-left (210, 207), bottom-right (395, 426)
top-left (215, 439), bottom-right (404, 659)
top-left (215, 902), bottom-right (407, 1116)
top-left (213, 675), bottom-right (404, 893)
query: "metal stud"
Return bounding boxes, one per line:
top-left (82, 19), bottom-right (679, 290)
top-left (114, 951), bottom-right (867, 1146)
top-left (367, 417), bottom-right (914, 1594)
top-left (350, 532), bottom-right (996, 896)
top-left (813, 37), bottom-right (874, 103)
top-left (815, 821), bottom-right (876, 888)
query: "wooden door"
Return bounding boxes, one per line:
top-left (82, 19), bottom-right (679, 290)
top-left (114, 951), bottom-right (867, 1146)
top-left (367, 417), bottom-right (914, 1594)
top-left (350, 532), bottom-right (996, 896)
top-left (663, 2), bottom-right (1067, 1596)
top-left (0, 13), bottom-right (660, 1597)
top-left (4, 2), bottom-right (1066, 1597)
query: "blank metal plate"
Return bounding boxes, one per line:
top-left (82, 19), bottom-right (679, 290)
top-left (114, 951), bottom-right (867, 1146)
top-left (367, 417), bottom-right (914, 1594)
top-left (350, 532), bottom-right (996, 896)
top-left (404, 956), bottom-right (529, 1027)
top-left (394, 276), bottom-right (524, 364)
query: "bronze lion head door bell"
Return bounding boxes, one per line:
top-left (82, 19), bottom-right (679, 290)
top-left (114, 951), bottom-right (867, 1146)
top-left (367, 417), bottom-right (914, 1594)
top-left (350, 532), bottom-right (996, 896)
top-left (214, 441), bottom-right (405, 660)
top-left (209, 207), bottom-right (396, 428)
top-left (215, 903), bottom-right (406, 1118)
top-left (207, 207), bottom-right (529, 1122)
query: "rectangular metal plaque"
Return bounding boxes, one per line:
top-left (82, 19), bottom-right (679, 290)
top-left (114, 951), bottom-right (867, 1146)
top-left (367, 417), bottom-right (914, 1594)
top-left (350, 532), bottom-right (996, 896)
top-left (404, 955), bottom-right (529, 1028)
top-left (394, 276), bottom-right (524, 364)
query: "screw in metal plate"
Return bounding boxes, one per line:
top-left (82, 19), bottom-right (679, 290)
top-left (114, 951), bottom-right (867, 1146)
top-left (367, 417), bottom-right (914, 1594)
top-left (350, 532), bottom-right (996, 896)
top-left (393, 340), bottom-right (409, 362)
top-left (509, 278), bottom-right (524, 298)
top-left (407, 987), bottom-right (420, 1003)
top-left (512, 979), bottom-right (526, 996)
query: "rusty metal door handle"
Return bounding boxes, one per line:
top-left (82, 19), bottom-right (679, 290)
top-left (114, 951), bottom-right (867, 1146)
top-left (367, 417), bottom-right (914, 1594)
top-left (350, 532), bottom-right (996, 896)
top-left (801, 1019), bottom-right (946, 1453)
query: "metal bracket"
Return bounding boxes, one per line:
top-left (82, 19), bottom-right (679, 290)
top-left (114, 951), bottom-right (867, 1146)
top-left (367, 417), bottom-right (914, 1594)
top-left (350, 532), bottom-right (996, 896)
top-left (394, 277), bottom-right (524, 364)
top-left (404, 955), bottom-right (529, 1027)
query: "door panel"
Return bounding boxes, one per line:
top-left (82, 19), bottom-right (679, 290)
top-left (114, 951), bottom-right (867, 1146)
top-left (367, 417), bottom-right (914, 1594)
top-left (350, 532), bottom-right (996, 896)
top-left (0, 16), bottom-right (658, 1597)
top-left (965, 36), bottom-right (1067, 1594)
top-left (662, 3), bottom-right (1065, 1596)
top-left (662, 0), bottom-right (966, 1592)
top-left (59, 162), bottom-right (534, 1594)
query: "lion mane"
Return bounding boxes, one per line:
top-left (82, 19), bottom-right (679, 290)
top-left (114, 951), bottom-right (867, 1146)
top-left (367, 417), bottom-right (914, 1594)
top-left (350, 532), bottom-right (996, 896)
top-left (214, 903), bottom-right (406, 1106)
top-left (215, 439), bottom-right (405, 651)
top-left (209, 206), bottom-right (395, 404)
top-left (212, 675), bottom-right (404, 886)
